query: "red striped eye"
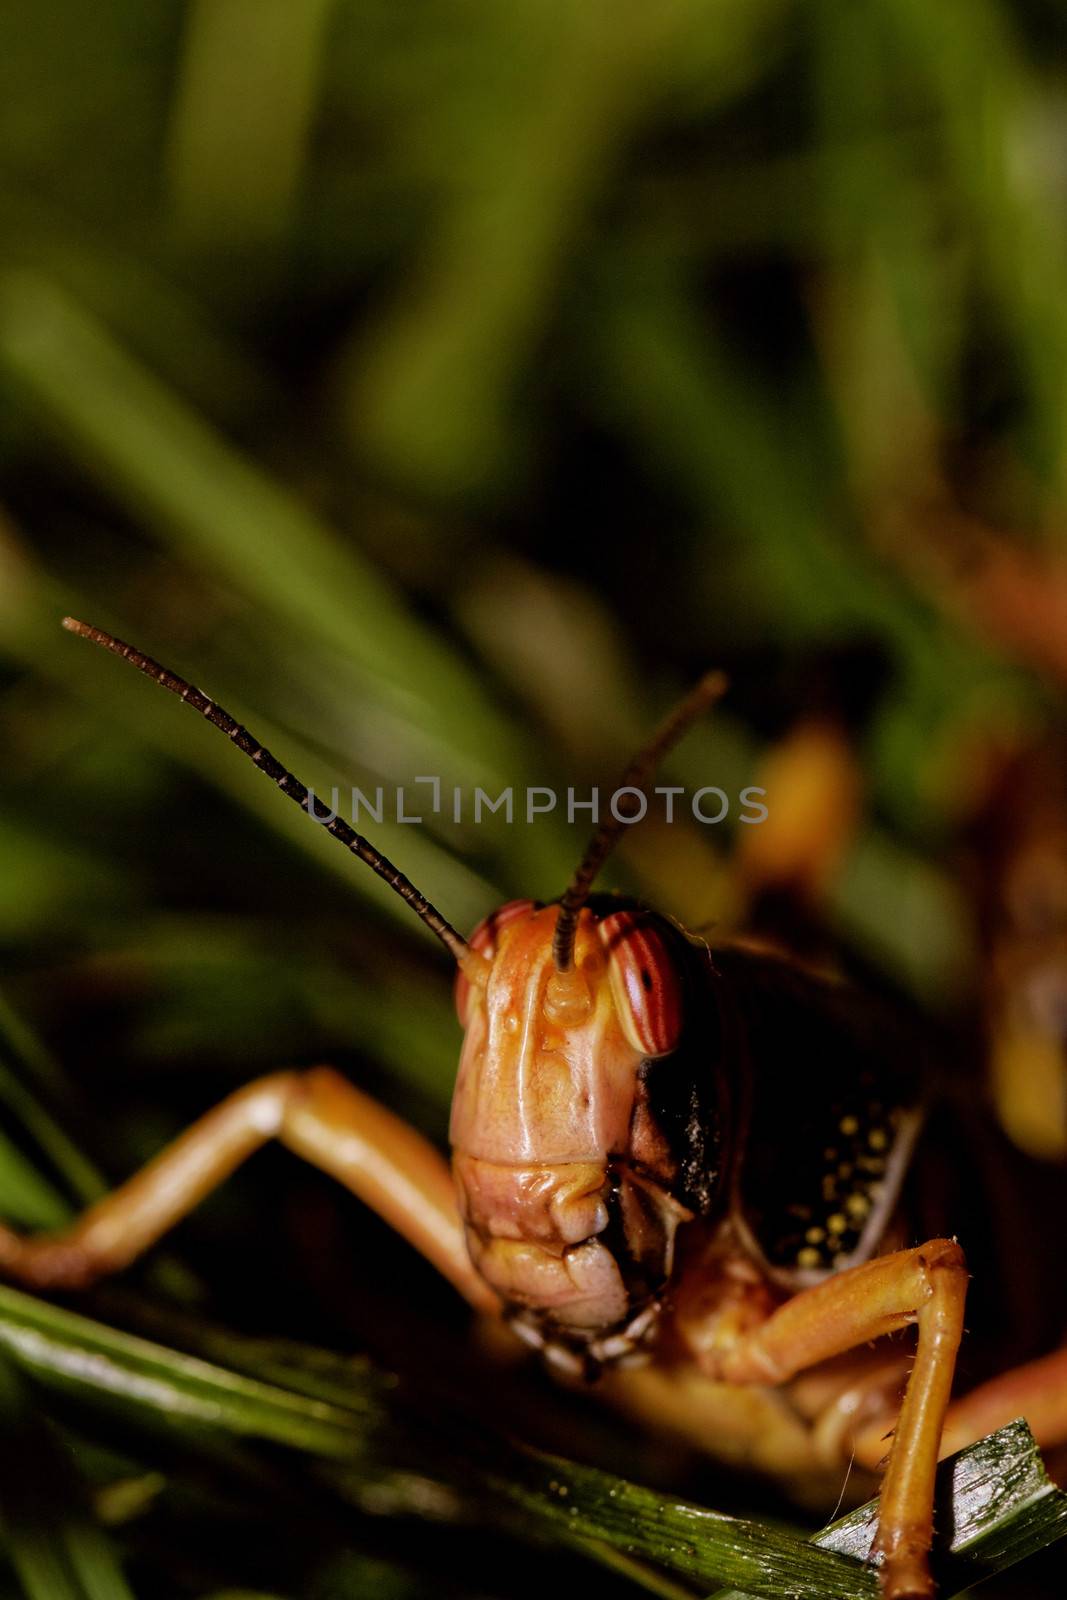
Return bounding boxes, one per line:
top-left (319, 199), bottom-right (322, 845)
top-left (454, 899), bottom-right (537, 1025)
top-left (597, 910), bottom-right (683, 1057)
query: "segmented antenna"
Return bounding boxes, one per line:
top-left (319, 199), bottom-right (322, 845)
top-left (552, 670), bottom-right (728, 971)
top-left (62, 618), bottom-right (480, 975)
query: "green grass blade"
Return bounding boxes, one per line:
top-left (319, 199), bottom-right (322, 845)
top-left (0, 1287), bottom-right (382, 1462)
top-left (0, 991), bottom-right (105, 1209)
top-left (0, 274), bottom-right (529, 788)
top-left (817, 1416), bottom-right (1067, 1593)
top-left (0, 1288), bottom-right (1062, 1598)
top-left (711, 1417), bottom-right (1067, 1598)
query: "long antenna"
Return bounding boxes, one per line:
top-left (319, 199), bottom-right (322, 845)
top-left (62, 618), bottom-right (480, 975)
top-left (552, 670), bottom-right (727, 971)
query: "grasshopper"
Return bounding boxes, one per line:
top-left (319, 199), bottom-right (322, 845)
top-left (1, 618), bottom-right (1065, 1599)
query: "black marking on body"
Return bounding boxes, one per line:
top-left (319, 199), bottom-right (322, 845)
top-left (708, 946), bottom-right (925, 1286)
top-left (626, 913), bottom-right (727, 1218)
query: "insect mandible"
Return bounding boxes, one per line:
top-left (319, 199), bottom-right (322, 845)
top-left (2, 617), bottom-right (1067, 1600)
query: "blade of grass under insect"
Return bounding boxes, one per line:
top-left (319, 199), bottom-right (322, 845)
top-left (709, 1417), bottom-right (1067, 1599)
top-left (820, 1416), bottom-right (1067, 1592)
top-left (0, 1288), bottom-right (1062, 1598)
top-left (0, 1286), bottom-right (384, 1462)
top-left (0, 1288), bottom-right (873, 1597)
top-left (470, 1444), bottom-right (877, 1598)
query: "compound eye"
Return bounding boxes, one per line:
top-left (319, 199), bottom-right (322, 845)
top-left (454, 899), bottom-right (537, 1026)
top-left (597, 910), bottom-right (683, 1057)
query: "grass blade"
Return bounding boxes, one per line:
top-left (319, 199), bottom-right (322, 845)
top-left (0, 1288), bottom-right (1061, 1598)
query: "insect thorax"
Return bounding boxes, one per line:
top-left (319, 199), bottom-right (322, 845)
top-left (709, 945), bottom-right (925, 1291)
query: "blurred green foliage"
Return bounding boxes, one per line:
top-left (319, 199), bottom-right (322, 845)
top-left (1, 0), bottom-right (1067, 1595)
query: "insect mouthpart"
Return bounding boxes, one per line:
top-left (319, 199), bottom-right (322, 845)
top-left (506, 1298), bottom-right (662, 1382)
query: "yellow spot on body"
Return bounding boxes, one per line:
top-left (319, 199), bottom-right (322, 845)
top-left (869, 1128), bottom-right (888, 1151)
top-left (827, 1213), bottom-right (848, 1234)
top-left (797, 1246), bottom-right (821, 1269)
top-left (846, 1193), bottom-right (871, 1220)
top-left (805, 1226), bottom-right (826, 1244)
top-left (839, 1115), bottom-right (859, 1136)
top-left (837, 1162), bottom-right (853, 1180)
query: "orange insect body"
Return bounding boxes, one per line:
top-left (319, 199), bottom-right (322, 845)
top-left (12, 622), bottom-right (1059, 1600)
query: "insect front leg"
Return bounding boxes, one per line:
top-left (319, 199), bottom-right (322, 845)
top-left (0, 1067), bottom-right (498, 1313)
top-left (857, 1341), bottom-right (1067, 1463)
top-left (692, 1239), bottom-right (968, 1600)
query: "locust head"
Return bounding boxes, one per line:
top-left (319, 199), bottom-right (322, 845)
top-left (448, 894), bottom-right (707, 1373)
